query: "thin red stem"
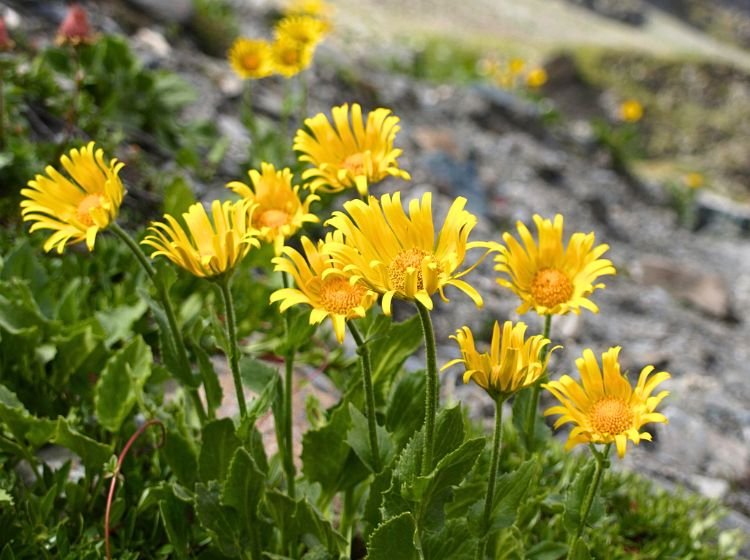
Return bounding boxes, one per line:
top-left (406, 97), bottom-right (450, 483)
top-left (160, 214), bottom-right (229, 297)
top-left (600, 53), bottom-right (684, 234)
top-left (105, 419), bottom-right (166, 560)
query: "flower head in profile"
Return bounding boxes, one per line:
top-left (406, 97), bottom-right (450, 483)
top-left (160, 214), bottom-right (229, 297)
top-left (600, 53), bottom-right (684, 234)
top-left (228, 38), bottom-right (274, 80)
top-left (270, 233), bottom-right (377, 342)
top-left (21, 142), bottom-right (125, 253)
top-left (619, 99), bottom-right (643, 123)
top-left (56, 3), bottom-right (94, 45)
top-left (543, 346), bottom-right (670, 458)
top-left (442, 321), bottom-right (552, 400)
top-left (275, 15), bottom-right (328, 49)
top-left (226, 162), bottom-right (319, 255)
top-left (324, 192), bottom-right (494, 315)
top-left (294, 103), bottom-right (410, 196)
top-left (494, 214), bottom-right (615, 316)
top-left (142, 200), bottom-right (259, 279)
top-left (271, 35), bottom-right (313, 77)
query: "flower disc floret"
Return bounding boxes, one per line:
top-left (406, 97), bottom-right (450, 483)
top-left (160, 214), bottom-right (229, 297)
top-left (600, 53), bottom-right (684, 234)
top-left (442, 321), bottom-right (552, 399)
top-left (543, 346), bottom-right (670, 458)
top-left (494, 214), bottom-right (615, 316)
top-left (226, 162), bottom-right (319, 255)
top-left (294, 103), bottom-right (410, 196)
top-left (275, 15), bottom-right (327, 48)
top-left (271, 35), bottom-right (313, 77)
top-left (324, 192), bottom-right (495, 315)
top-left (270, 233), bottom-right (377, 343)
top-left (141, 200), bottom-right (260, 278)
top-left (20, 142), bottom-right (125, 253)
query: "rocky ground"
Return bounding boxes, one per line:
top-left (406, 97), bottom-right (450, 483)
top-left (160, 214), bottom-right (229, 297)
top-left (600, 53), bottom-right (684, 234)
top-left (3, 0), bottom-right (750, 549)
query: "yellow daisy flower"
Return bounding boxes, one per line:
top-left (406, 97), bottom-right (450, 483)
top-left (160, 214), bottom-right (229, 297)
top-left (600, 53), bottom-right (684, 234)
top-left (270, 233), bottom-right (378, 343)
top-left (683, 172), bottom-right (704, 190)
top-left (275, 15), bottom-right (327, 49)
top-left (271, 35), bottom-right (313, 78)
top-left (324, 192), bottom-right (494, 316)
top-left (543, 346), bottom-right (670, 458)
top-left (20, 142), bottom-right (125, 254)
top-left (526, 68), bottom-right (548, 89)
top-left (619, 99), bottom-right (643, 123)
top-left (442, 321), bottom-right (552, 399)
top-left (141, 200), bottom-right (259, 278)
top-left (226, 162), bottom-right (319, 256)
top-left (228, 38), bottom-right (274, 80)
top-left (294, 102), bottom-right (411, 196)
top-left (494, 214), bottom-right (615, 316)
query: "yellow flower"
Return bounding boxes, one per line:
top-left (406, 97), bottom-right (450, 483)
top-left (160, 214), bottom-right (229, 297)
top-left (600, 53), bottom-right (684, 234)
top-left (294, 102), bottom-right (411, 196)
top-left (494, 214), bottom-right (615, 316)
top-left (526, 68), bottom-right (548, 89)
top-left (20, 142), bottom-right (125, 254)
top-left (275, 15), bottom-right (327, 49)
top-left (543, 347), bottom-right (670, 458)
top-left (141, 200), bottom-right (259, 278)
top-left (508, 58), bottom-right (525, 75)
top-left (619, 99), bottom-right (643, 123)
top-left (228, 38), bottom-right (274, 80)
top-left (324, 192), bottom-right (494, 315)
top-left (442, 321), bottom-right (552, 399)
top-left (271, 35), bottom-right (313, 78)
top-left (270, 233), bottom-right (377, 343)
top-left (683, 172), bottom-right (704, 190)
top-left (226, 162), bottom-right (319, 256)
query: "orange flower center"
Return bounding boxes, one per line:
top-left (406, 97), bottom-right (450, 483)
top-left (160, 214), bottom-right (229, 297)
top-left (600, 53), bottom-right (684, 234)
top-left (342, 152), bottom-right (366, 175)
top-left (590, 397), bottom-right (633, 436)
top-left (242, 53), bottom-right (260, 71)
top-left (257, 209), bottom-right (290, 228)
top-left (281, 48), bottom-right (299, 65)
top-left (76, 194), bottom-right (104, 226)
top-left (388, 248), bottom-right (438, 293)
top-left (319, 277), bottom-right (366, 315)
top-left (530, 268), bottom-right (573, 308)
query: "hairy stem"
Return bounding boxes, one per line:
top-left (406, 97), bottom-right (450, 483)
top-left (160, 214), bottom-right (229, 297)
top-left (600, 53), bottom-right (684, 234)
top-left (523, 314), bottom-right (552, 452)
top-left (218, 275), bottom-right (247, 418)
top-left (416, 301), bottom-right (438, 476)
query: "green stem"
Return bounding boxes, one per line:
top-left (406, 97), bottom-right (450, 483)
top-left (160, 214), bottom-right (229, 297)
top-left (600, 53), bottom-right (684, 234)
top-left (281, 271), bottom-right (296, 497)
top-left (347, 321), bottom-right (382, 473)
top-left (297, 71), bottom-right (308, 127)
top-left (242, 80), bottom-right (257, 141)
top-left (416, 301), bottom-right (438, 476)
top-left (0, 70), bottom-right (5, 151)
top-left (217, 275), bottom-right (247, 418)
top-left (110, 223), bottom-right (206, 423)
top-left (574, 444), bottom-right (611, 542)
top-left (523, 314), bottom-right (552, 452)
top-left (476, 396), bottom-right (506, 560)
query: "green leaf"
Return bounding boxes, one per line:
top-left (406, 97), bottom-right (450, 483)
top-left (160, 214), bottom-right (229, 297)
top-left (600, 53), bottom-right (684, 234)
top-left (95, 300), bottom-right (148, 347)
top-left (159, 492), bottom-right (191, 559)
top-left (367, 512), bottom-right (419, 560)
top-left (0, 488), bottom-right (13, 506)
top-left (293, 499), bottom-right (347, 555)
top-left (163, 175), bottom-right (197, 216)
top-left (488, 459), bottom-right (539, 531)
top-left (433, 404), bottom-right (466, 466)
top-left (0, 544), bottom-right (16, 560)
top-left (246, 370), bottom-right (280, 423)
top-left (199, 419), bottom-right (241, 483)
top-left (48, 418), bottom-right (112, 471)
top-left (220, 448), bottom-right (265, 531)
top-left (369, 315), bottom-right (423, 403)
top-left (192, 342), bottom-right (224, 416)
top-left (526, 541), bottom-right (568, 560)
top-left (164, 430), bottom-right (199, 487)
top-left (568, 538), bottom-right (591, 560)
top-left (511, 388), bottom-right (550, 452)
top-left (385, 371), bottom-right (426, 451)
top-left (421, 518), bottom-right (476, 560)
top-left (194, 482), bottom-right (242, 557)
top-left (94, 336), bottom-right (152, 433)
top-left (363, 467), bottom-right (393, 539)
top-left (563, 459), bottom-right (597, 534)
top-left (345, 403), bottom-right (394, 473)
top-left (239, 356), bottom-right (279, 394)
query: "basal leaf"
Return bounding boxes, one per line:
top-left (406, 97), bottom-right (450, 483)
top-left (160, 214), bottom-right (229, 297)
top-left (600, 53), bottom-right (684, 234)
top-left (367, 512), bottom-right (419, 560)
top-left (199, 419), bottom-right (241, 483)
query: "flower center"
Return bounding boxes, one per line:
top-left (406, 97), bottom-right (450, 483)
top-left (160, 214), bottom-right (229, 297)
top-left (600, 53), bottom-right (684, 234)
top-left (590, 398), bottom-right (633, 436)
top-left (530, 268), bottom-right (573, 308)
top-left (257, 209), bottom-right (290, 228)
top-left (76, 194), bottom-right (104, 226)
top-left (319, 277), bottom-right (366, 315)
top-left (242, 53), bottom-right (260, 71)
top-left (341, 152), bottom-right (365, 175)
top-left (281, 48), bottom-right (299, 65)
top-left (388, 248), bottom-right (438, 293)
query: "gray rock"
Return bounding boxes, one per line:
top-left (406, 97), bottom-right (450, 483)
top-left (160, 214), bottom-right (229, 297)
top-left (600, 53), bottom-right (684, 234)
top-left (690, 474), bottom-right (730, 499)
top-left (125, 0), bottom-right (193, 24)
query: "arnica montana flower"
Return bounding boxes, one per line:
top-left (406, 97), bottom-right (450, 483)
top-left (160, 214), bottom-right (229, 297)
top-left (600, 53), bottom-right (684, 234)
top-left (270, 233), bottom-right (378, 343)
top-left (619, 99), bottom-right (643, 123)
top-left (142, 200), bottom-right (259, 278)
top-left (442, 321), bottom-right (552, 399)
top-left (228, 38), bottom-right (274, 80)
top-left (294, 102), bottom-right (410, 196)
top-left (324, 192), bottom-right (493, 315)
top-left (543, 346), bottom-right (670, 458)
top-left (20, 142), bottom-right (124, 253)
top-left (271, 35), bottom-right (313, 78)
top-left (526, 68), bottom-right (548, 89)
top-left (226, 162), bottom-right (319, 255)
top-left (494, 214), bottom-right (615, 316)
top-left (56, 2), bottom-right (94, 45)
top-left (275, 15), bottom-right (328, 49)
